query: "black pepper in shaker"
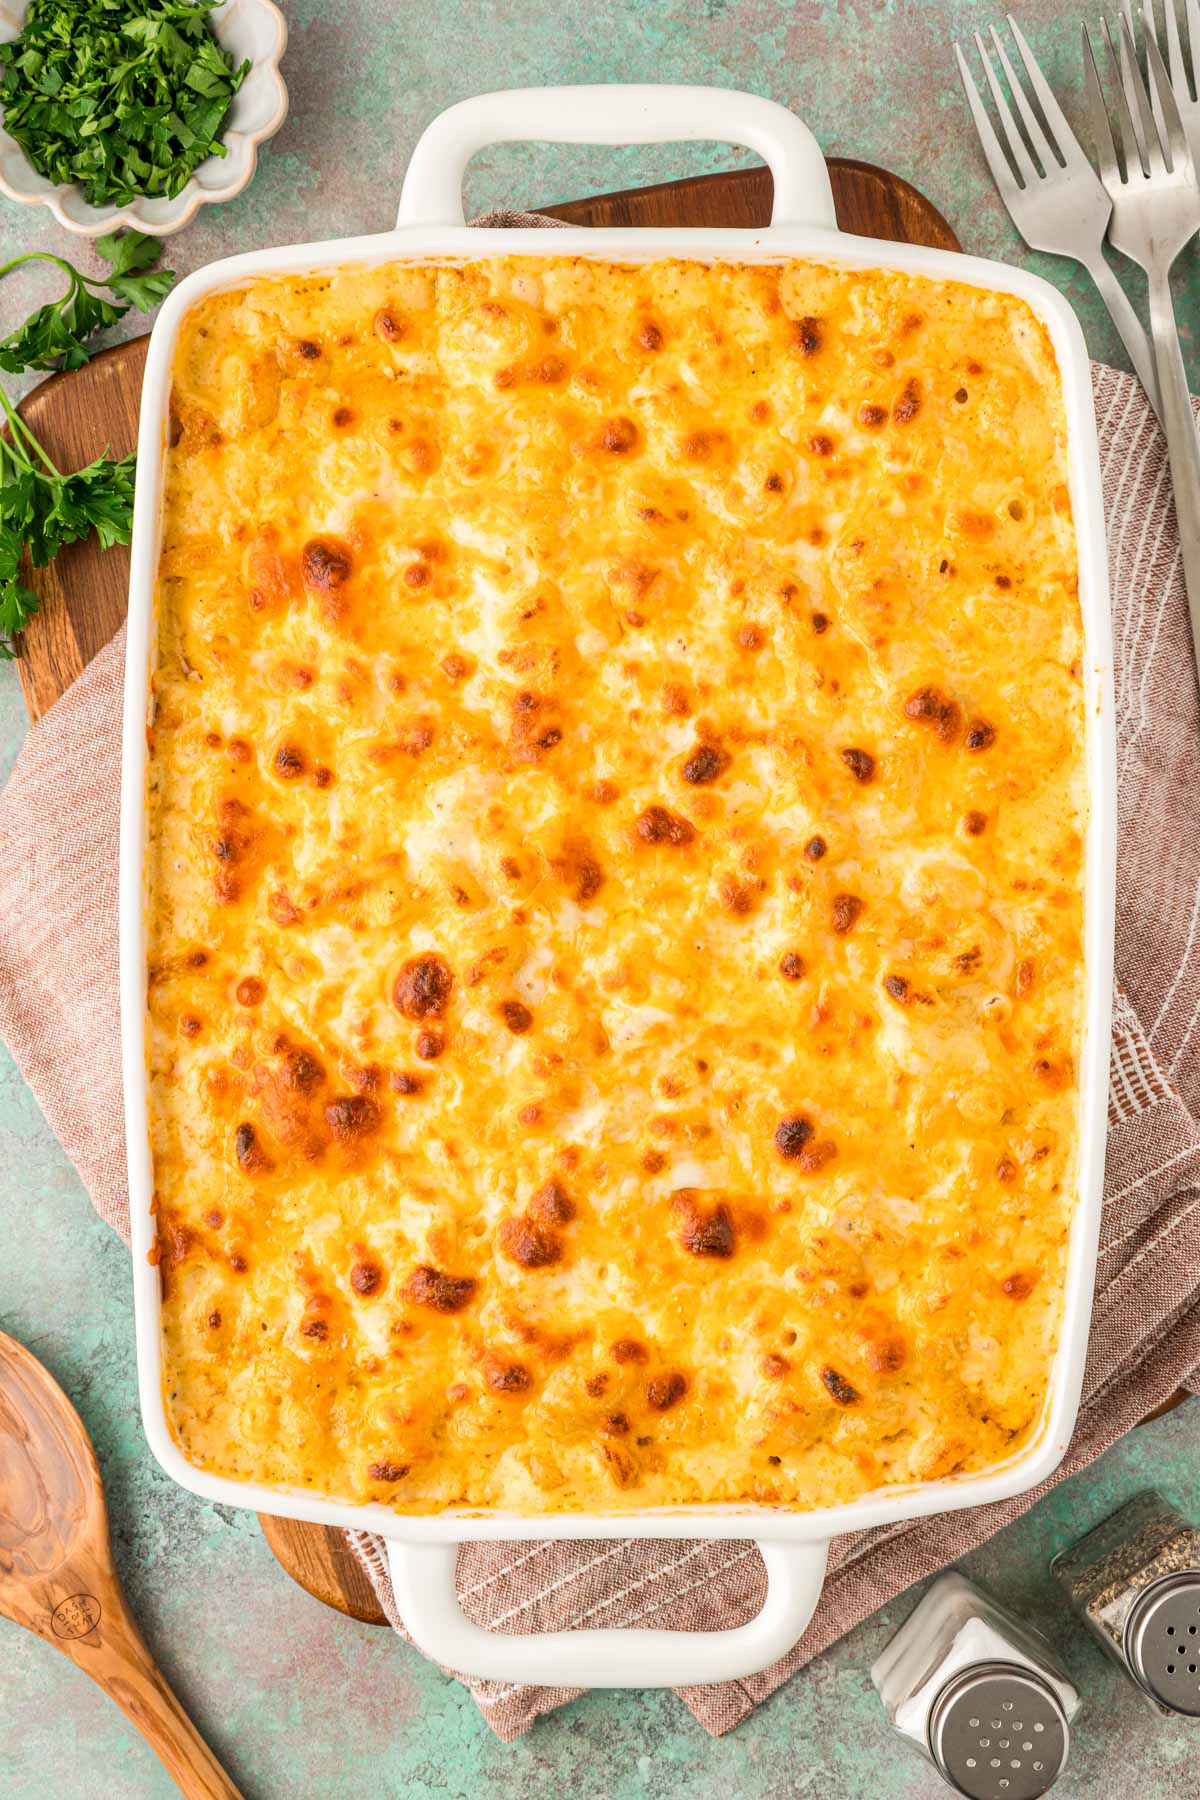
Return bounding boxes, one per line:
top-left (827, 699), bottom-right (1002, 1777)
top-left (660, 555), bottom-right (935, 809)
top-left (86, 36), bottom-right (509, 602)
top-left (1052, 1489), bottom-right (1200, 1717)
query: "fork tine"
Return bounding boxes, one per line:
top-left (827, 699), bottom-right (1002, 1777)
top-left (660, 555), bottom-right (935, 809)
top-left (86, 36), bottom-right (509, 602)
top-left (972, 30), bottom-right (1039, 184)
top-left (992, 19), bottom-right (1058, 169)
top-left (1186, 0), bottom-right (1200, 102)
top-left (1143, 18), bottom-right (1193, 168)
top-left (990, 22), bottom-right (1056, 170)
top-left (1082, 22), bottom-right (1125, 185)
top-left (1103, 15), bottom-right (1151, 172)
top-left (1117, 0), bottom-right (1156, 162)
top-left (1139, 0), bottom-right (1173, 146)
top-left (1121, 13), bottom-right (1166, 165)
top-left (1003, 14), bottom-right (1081, 164)
top-left (1158, 0), bottom-right (1189, 89)
top-left (955, 42), bottom-right (1026, 195)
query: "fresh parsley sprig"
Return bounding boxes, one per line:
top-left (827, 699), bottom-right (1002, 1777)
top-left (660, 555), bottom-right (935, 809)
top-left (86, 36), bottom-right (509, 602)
top-left (0, 383), bottom-right (137, 655)
top-left (0, 229), bottom-right (175, 374)
top-left (0, 0), bottom-right (250, 208)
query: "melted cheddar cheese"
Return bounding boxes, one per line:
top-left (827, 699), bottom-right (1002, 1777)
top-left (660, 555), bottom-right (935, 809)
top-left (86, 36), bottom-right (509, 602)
top-left (147, 256), bottom-right (1085, 1514)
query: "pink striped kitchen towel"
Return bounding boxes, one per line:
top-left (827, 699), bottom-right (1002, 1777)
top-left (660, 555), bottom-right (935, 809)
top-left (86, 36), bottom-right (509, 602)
top-left (0, 242), bottom-right (1197, 1732)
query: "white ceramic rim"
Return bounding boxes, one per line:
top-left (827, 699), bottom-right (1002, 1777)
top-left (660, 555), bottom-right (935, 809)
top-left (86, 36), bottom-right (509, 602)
top-left (0, 0), bottom-right (288, 237)
top-left (119, 85), bottom-right (1115, 1688)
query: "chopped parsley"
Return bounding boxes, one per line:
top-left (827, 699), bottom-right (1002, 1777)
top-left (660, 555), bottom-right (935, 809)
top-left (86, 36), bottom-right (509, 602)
top-left (0, 0), bottom-right (250, 207)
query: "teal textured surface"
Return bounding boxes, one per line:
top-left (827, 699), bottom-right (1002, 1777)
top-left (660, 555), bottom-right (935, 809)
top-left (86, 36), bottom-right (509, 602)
top-left (1, 1), bottom-right (1199, 1793)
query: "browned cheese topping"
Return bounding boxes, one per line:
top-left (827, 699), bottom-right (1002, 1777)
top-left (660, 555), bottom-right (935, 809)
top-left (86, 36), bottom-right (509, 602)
top-left (147, 255), bottom-right (1085, 1513)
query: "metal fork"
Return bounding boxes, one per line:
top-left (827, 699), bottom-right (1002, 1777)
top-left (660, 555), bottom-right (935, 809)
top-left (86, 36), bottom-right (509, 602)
top-left (957, 15), bottom-right (1162, 418)
top-left (1119, 0), bottom-right (1200, 165)
top-left (1084, 15), bottom-right (1200, 675)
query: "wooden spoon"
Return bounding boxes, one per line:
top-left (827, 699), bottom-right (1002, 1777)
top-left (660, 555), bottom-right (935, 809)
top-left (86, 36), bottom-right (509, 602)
top-left (0, 1330), bottom-right (244, 1799)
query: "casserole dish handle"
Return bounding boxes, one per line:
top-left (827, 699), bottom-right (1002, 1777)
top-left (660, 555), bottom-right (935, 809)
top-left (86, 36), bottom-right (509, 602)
top-left (384, 1536), bottom-right (830, 1687)
top-left (396, 84), bottom-right (836, 231)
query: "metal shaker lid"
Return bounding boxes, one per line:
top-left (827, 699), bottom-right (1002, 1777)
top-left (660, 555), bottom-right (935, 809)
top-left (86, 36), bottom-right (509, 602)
top-left (1124, 1571), bottom-right (1200, 1715)
top-left (928, 1662), bottom-right (1069, 1799)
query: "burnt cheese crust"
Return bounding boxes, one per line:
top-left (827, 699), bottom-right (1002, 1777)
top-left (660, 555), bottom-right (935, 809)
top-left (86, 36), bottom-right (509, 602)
top-left (146, 256), bottom-right (1085, 1513)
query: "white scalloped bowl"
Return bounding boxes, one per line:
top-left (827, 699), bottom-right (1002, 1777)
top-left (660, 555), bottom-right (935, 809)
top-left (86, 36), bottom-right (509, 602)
top-left (0, 0), bottom-right (287, 236)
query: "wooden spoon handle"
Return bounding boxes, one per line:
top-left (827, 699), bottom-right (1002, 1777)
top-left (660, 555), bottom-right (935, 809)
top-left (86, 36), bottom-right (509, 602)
top-left (56, 1579), bottom-right (245, 1800)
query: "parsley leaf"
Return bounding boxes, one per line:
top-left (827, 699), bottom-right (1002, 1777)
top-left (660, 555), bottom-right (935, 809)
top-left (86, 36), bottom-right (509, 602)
top-left (0, 0), bottom-right (250, 208)
top-left (0, 382), bottom-right (137, 656)
top-left (0, 232), bottom-right (175, 373)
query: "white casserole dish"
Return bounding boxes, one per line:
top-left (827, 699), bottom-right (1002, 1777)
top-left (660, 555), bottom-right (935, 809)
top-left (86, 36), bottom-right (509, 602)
top-left (120, 84), bottom-right (1116, 1690)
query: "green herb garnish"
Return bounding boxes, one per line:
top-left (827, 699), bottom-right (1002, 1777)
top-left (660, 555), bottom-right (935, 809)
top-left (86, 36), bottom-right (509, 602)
top-left (0, 230), bottom-right (175, 373)
top-left (0, 0), bottom-right (250, 208)
top-left (0, 385), bottom-right (136, 655)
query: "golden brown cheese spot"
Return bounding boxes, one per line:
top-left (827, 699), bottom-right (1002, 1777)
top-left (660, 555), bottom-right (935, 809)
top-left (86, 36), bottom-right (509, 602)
top-left (774, 1115), bottom-right (813, 1159)
top-left (484, 1356), bottom-right (531, 1395)
top-left (964, 809), bottom-right (988, 836)
top-left (393, 954), bottom-right (453, 1021)
top-left (858, 403), bottom-right (887, 428)
top-left (273, 742), bottom-right (307, 780)
top-left (498, 1215), bottom-right (560, 1269)
top-left (324, 1095), bottom-right (381, 1141)
top-left (883, 974), bottom-right (910, 1004)
top-left (1001, 1269), bottom-right (1039, 1301)
top-left (601, 417), bottom-right (639, 455)
top-left (235, 976), bottom-right (265, 1007)
top-left (840, 747), bottom-right (875, 784)
top-left (672, 1193), bottom-right (736, 1259)
top-left (408, 1266), bottom-right (476, 1312)
top-left (499, 999), bottom-right (533, 1034)
top-left (864, 1335), bottom-right (907, 1374)
top-left (509, 689), bottom-right (564, 759)
top-left (804, 835), bottom-right (827, 862)
top-left (350, 1260), bottom-right (384, 1296)
top-left (415, 1029), bottom-right (445, 1061)
top-left (831, 893), bottom-right (864, 935)
top-left (635, 804), bottom-right (695, 846)
top-left (681, 744), bottom-right (725, 786)
top-left (530, 1179), bottom-right (574, 1224)
top-left (300, 537), bottom-right (352, 593)
top-left (820, 1366), bottom-right (860, 1406)
top-left (903, 685), bottom-right (962, 745)
top-left (612, 1339), bottom-right (647, 1365)
top-left (233, 1122), bottom-right (272, 1174)
top-left (779, 952), bottom-right (805, 981)
top-left (761, 1353), bottom-right (790, 1378)
top-left (646, 1371), bottom-right (687, 1410)
top-left (368, 1460), bottom-right (409, 1482)
top-left (965, 718), bottom-right (997, 752)
top-left (893, 378), bottom-right (921, 424)
top-left (791, 315), bottom-right (823, 355)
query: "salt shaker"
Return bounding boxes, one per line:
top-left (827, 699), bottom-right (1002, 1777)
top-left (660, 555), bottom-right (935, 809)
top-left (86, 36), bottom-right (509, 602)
top-left (1052, 1489), bottom-right (1200, 1718)
top-left (871, 1571), bottom-right (1080, 1798)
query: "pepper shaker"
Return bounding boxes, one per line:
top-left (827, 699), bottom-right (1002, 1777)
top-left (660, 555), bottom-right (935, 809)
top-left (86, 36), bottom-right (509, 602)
top-left (1052, 1489), bottom-right (1200, 1717)
top-left (871, 1571), bottom-right (1080, 1798)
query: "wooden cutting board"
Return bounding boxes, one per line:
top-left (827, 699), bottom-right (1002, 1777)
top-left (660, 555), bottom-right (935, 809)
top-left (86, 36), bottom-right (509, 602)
top-left (14, 157), bottom-right (960, 1625)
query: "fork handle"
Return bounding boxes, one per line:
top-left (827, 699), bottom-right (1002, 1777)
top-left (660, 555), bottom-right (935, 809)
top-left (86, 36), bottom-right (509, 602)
top-left (1082, 251), bottom-right (1163, 422)
top-left (1147, 267), bottom-right (1200, 687)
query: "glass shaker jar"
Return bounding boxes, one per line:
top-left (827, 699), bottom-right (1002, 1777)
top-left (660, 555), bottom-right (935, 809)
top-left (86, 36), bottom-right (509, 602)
top-left (1052, 1489), bottom-right (1200, 1717)
top-left (871, 1570), bottom-right (1081, 1798)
